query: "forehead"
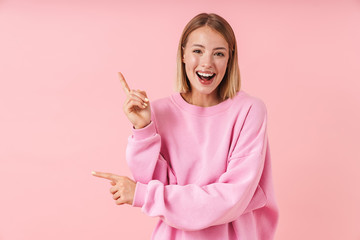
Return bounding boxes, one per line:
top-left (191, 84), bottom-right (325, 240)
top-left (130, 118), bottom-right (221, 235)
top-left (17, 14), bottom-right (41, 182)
top-left (186, 26), bottom-right (228, 49)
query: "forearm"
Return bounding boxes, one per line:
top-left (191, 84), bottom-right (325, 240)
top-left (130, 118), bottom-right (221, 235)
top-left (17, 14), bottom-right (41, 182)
top-left (126, 121), bottom-right (168, 184)
top-left (133, 152), bottom-right (266, 231)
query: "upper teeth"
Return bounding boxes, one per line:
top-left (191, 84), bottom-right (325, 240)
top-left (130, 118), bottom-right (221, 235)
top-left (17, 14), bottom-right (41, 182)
top-left (198, 72), bottom-right (214, 77)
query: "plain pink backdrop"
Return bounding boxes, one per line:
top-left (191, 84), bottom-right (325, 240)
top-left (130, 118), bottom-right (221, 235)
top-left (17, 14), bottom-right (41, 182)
top-left (1, 0), bottom-right (359, 239)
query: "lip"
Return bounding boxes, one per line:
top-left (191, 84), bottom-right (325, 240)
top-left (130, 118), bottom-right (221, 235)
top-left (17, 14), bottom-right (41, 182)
top-left (196, 70), bottom-right (216, 80)
top-left (196, 70), bottom-right (215, 74)
top-left (197, 73), bottom-right (214, 85)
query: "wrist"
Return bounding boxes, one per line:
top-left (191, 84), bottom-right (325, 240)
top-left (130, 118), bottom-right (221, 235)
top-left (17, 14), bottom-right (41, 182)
top-left (133, 121), bottom-right (151, 129)
top-left (132, 121), bottom-right (156, 140)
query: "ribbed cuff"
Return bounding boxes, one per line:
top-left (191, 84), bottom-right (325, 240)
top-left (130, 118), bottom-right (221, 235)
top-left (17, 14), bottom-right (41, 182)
top-left (132, 121), bottom-right (156, 140)
top-left (132, 182), bottom-right (147, 208)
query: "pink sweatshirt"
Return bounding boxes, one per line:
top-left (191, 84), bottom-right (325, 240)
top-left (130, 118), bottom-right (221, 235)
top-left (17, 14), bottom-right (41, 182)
top-left (126, 90), bottom-right (279, 239)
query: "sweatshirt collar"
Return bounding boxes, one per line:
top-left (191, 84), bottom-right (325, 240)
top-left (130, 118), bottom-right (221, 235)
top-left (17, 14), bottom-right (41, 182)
top-left (171, 90), bottom-right (245, 116)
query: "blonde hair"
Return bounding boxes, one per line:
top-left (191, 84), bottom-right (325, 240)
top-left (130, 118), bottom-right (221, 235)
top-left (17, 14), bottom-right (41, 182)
top-left (176, 13), bottom-right (241, 101)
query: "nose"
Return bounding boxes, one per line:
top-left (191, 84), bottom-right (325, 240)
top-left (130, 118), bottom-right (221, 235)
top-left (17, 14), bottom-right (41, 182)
top-left (200, 53), bottom-right (213, 68)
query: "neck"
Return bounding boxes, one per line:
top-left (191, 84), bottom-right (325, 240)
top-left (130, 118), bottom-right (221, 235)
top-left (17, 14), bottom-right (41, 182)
top-left (181, 91), bottom-right (221, 107)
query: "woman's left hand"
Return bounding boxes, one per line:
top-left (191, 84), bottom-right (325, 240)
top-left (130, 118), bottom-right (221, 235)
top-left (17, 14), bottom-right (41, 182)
top-left (92, 171), bottom-right (136, 205)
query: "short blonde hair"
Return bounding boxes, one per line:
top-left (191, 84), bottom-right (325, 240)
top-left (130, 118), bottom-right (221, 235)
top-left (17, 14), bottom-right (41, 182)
top-left (176, 13), bottom-right (241, 101)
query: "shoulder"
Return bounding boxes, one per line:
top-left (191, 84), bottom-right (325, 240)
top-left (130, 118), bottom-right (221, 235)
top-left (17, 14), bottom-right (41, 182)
top-left (232, 90), bottom-right (267, 117)
top-left (150, 94), bottom-right (174, 112)
top-left (148, 94), bottom-right (181, 131)
top-left (149, 94), bottom-right (177, 122)
top-left (151, 95), bottom-right (172, 105)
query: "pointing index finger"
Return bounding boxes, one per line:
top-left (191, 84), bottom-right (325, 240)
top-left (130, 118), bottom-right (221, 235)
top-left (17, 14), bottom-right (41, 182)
top-left (118, 72), bottom-right (130, 95)
top-left (92, 171), bottom-right (117, 182)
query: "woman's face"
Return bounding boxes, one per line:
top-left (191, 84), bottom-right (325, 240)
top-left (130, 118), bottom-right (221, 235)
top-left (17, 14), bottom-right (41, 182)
top-left (182, 26), bottom-right (229, 101)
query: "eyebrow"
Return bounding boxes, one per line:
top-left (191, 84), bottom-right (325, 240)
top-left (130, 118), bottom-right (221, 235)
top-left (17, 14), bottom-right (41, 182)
top-left (192, 44), bottom-right (227, 51)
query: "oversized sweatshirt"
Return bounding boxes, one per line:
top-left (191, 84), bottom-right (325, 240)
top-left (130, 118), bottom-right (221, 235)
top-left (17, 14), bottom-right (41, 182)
top-left (126, 90), bottom-right (279, 240)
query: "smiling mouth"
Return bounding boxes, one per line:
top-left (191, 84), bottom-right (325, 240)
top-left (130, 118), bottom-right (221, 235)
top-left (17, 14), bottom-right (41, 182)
top-left (196, 72), bottom-right (216, 81)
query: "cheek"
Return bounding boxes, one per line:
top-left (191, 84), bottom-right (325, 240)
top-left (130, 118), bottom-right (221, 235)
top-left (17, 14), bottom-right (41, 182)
top-left (184, 56), bottom-right (198, 76)
top-left (184, 54), bottom-right (198, 66)
top-left (216, 60), bottom-right (229, 74)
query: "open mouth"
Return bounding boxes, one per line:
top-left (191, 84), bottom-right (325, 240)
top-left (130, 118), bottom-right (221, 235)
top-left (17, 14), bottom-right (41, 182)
top-left (196, 71), bottom-right (216, 81)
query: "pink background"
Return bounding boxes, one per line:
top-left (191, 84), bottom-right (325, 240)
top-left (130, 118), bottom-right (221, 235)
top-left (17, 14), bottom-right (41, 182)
top-left (1, 0), bottom-right (359, 239)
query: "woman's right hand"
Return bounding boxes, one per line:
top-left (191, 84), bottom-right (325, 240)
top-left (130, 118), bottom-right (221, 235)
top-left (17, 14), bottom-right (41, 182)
top-left (118, 72), bottom-right (151, 129)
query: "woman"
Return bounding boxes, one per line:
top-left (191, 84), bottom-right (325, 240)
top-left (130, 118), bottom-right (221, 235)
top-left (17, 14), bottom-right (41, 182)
top-left (93, 13), bottom-right (279, 239)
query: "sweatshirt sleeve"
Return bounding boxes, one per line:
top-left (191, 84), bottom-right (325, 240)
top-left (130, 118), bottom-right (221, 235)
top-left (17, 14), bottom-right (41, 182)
top-left (132, 100), bottom-right (268, 231)
top-left (126, 112), bottom-right (177, 185)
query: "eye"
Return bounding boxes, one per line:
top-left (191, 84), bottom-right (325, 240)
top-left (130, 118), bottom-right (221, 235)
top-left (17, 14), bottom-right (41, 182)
top-left (215, 52), bottom-right (225, 57)
top-left (193, 49), bottom-right (202, 54)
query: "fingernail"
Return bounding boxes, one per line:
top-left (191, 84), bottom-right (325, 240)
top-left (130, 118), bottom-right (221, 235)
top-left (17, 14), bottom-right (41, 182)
top-left (143, 102), bottom-right (148, 106)
top-left (91, 171), bottom-right (96, 175)
top-left (144, 98), bottom-right (149, 102)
